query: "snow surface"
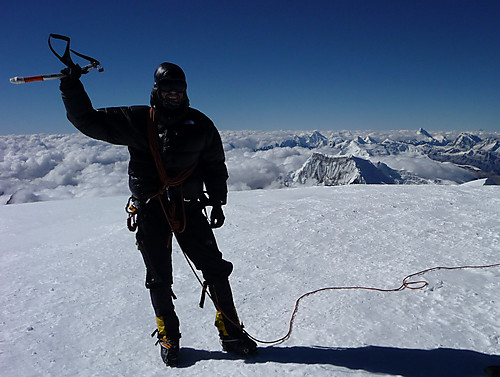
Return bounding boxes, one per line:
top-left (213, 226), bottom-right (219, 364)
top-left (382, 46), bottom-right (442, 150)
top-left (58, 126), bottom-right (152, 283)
top-left (2, 185), bottom-right (500, 376)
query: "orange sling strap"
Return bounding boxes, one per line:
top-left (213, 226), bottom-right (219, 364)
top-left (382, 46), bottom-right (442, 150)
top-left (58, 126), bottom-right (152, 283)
top-left (146, 107), bottom-right (197, 233)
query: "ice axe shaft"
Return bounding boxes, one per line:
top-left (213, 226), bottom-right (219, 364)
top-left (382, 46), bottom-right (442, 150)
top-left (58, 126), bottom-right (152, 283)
top-left (10, 62), bottom-right (101, 84)
top-left (10, 73), bottom-right (64, 84)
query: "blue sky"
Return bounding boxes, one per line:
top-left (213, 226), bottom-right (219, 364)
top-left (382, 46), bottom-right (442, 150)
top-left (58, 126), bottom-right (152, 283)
top-left (1, 0), bottom-right (499, 135)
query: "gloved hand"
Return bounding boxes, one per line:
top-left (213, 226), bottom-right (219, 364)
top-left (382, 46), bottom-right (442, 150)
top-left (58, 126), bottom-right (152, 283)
top-left (59, 64), bottom-right (82, 90)
top-left (210, 205), bottom-right (225, 228)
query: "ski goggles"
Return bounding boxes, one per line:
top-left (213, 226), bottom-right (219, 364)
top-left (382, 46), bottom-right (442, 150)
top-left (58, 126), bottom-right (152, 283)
top-left (158, 80), bottom-right (187, 93)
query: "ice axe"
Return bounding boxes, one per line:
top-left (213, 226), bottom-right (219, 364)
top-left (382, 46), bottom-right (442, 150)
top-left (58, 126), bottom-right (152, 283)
top-left (9, 34), bottom-right (103, 84)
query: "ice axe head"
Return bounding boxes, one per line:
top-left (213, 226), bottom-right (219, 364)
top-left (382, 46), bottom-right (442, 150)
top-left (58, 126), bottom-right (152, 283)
top-left (48, 34), bottom-right (103, 73)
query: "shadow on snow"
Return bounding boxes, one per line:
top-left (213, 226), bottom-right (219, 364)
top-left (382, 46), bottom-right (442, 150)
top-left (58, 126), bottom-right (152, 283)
top-left (179, 345), bottom-right (500, 376)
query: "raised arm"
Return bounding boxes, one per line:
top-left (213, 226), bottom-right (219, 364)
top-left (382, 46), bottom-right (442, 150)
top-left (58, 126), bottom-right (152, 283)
top-left (60, 73), bottom-right (149, 148)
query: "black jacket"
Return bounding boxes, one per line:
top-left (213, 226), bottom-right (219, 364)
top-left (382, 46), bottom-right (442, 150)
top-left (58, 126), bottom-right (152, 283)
top-left (61, 80), bottom-right (228, 204)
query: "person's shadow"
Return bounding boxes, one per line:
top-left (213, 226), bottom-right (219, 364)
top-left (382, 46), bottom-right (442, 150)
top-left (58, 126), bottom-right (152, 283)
top-left (178, 345), bottom-right (500, 376)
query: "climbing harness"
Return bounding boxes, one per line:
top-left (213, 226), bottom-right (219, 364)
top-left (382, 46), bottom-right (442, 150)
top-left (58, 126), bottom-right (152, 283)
top-left (10, 33), bottom-right (103, 84)
top-left (125, 108), bottom-right (197, 235)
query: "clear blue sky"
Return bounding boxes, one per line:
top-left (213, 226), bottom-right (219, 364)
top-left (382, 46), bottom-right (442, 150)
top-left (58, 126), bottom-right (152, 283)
top-left (1, 0), bottom-right (499, 135)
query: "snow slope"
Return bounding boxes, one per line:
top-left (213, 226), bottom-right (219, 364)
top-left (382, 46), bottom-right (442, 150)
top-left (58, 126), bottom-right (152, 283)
top-left (1, 185), bottom-right (500, 376)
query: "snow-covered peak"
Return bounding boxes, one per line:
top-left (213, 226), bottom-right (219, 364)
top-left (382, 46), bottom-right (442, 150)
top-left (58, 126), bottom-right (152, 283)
top-left (289, 153), bottom-right (399, 186)
top-left (452, 132), bottom-right (483, 150)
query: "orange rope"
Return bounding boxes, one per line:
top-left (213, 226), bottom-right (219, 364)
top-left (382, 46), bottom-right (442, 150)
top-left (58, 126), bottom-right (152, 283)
top-left (146, 107), bottom-right (196, 238)
top-left (253, 262), bottom-right (500, 345)
top-left (146, 107), bottom-right (197, 192)
top-left (181, 259), bottom-right (500, 345)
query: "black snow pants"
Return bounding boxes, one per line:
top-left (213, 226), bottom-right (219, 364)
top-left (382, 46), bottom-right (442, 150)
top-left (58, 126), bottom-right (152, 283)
top-left (135, 195), bottom-right (240, 338)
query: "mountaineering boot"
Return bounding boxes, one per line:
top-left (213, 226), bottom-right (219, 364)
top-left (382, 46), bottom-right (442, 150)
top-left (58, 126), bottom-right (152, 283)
top-left (152, 316), bottom-right (181, 367)
top-left (215, 311), bottom-right (257, 356)
top-left (208, 280), bottom-right (258, 356)
top-left (158, 335), bottom-right (180, 367)
top-left (220, 330), bottom-right (258, 356)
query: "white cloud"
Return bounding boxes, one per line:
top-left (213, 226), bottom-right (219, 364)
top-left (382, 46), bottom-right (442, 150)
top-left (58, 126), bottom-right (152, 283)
top-left (1, 130), bottom-right (498, 204)
top-left (375, 154), bottom-right (476, 183)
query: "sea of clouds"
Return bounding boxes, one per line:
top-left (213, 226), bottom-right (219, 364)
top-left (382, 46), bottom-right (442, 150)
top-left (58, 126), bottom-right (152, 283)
top-left (1, 129), bottom-right (498, 205)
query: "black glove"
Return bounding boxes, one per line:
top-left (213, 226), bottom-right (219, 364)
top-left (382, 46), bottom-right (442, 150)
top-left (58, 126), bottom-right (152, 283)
top-left (59, 64), bottom-right (82, 90)
top-left (210, 205), bottom-right (225, 228)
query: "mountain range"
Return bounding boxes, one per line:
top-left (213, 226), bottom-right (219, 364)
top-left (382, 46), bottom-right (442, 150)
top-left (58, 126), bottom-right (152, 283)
top-left (242, 128), bottom-right (500, 186)
top-left (1, 129), bottom-right (499, 204)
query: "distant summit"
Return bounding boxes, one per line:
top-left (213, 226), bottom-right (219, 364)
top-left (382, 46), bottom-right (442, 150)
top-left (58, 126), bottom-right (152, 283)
top-left (417, 128), bottom-right (433, 138)
top-left (278, 130), bottom-right (328, 149)
top-left (289, 153), bottom-right (401, 186)
top-left (450, 132), bottom-right (483, 150)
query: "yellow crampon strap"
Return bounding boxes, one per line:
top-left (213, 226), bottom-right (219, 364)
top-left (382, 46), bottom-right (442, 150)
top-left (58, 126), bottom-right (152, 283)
top-left (214, 311), bottom-right (229, 337)
top-left (155, 316), bottom-right (167, 338)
